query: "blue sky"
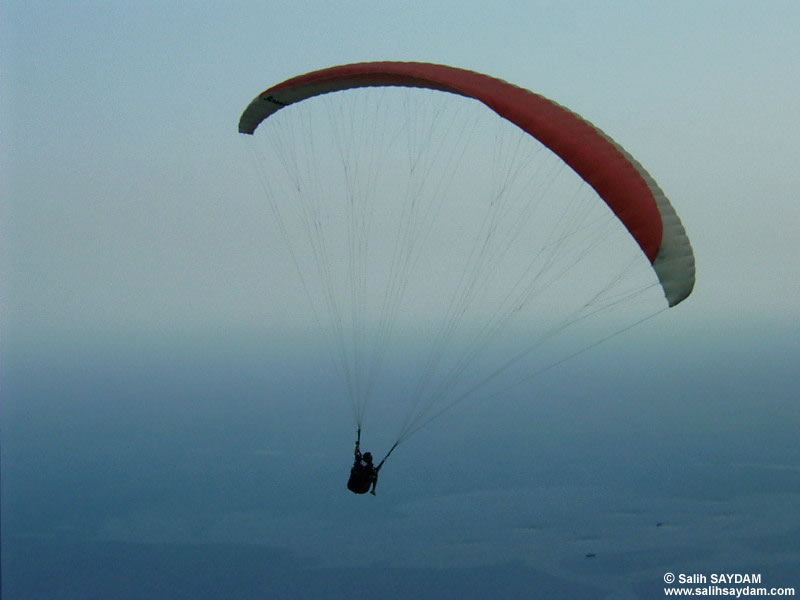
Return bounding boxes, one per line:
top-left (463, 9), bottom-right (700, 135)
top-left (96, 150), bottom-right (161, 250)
top-left (2, 1), bottom-right (799, 598)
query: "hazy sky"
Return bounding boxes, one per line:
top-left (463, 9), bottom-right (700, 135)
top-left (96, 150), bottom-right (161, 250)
top-left (3, 2), bottom-right (799, 598)
top-left (3, 0), bottom-right (799, 343)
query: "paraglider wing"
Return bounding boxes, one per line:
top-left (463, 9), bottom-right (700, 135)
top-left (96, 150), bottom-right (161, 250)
top-left (239, 61), bottom-right (694, 306)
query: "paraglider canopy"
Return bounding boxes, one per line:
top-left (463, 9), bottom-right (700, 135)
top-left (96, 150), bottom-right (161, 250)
top-left (240, 62), bottom-right (694, 306)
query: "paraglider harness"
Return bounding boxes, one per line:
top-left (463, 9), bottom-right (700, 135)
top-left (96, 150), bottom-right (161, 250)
top-left (347, 429), bottom-right (397, 496)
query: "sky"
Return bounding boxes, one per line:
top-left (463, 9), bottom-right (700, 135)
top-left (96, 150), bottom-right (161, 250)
top-left (2, 1), bottom-right (799, 599)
